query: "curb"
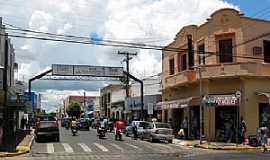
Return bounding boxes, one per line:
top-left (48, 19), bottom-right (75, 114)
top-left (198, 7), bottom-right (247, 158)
top-left (0, 134), bottom-right (34, 158)
top-left (194, 144), bottom-right (261, 151)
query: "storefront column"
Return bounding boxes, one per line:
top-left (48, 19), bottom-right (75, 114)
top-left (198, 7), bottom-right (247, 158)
top-left (204, 106), bottom-right (215, 141)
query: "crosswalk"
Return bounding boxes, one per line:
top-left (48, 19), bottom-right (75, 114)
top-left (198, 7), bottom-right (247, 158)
top-left (32, 142), bottom-right (184, 154)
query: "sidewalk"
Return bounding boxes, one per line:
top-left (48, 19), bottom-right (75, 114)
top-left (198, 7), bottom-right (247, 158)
top-left (0, 129), bottom-right (34, 158)
top-left (173, 138), bottom-right (270, 151)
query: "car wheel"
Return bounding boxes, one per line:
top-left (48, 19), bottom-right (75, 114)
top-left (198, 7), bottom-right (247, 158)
top-left (149, 136), bottom-right (155, 143)
top-left (168, 139), bottom-right (173, 143)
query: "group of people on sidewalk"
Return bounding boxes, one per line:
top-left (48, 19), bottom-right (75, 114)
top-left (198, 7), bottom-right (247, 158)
top-left (174, 116), bottom-right (270, 150)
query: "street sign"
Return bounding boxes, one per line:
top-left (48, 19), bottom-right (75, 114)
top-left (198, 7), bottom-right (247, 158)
top-left (52, 64), bottom-right (123, 77)
top-left (235, 91), bottom-right (241, 98)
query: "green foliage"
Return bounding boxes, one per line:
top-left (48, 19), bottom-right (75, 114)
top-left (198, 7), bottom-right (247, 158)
top-left (67, 101), bottom-right (81, 117)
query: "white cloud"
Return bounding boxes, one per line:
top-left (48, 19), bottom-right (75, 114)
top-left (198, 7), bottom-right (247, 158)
top-left (56, 23), bottom-right (72, 34)
top-left (3, 0), bottom-right (238, 111)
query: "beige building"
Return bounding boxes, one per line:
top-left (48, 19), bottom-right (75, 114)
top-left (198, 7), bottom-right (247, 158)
top-left (100, 84), bottom-right (124, 118)
top-left (161, 8), bottom-right (270, 142)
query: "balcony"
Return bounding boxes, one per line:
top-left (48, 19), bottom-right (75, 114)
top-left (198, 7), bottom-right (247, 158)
top-left (163, 62), bottom-right (270, 89)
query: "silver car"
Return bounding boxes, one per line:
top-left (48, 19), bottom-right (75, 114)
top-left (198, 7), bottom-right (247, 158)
top-left (140, 122), bottom-right (173, 143)
top-left (125, 121), bottom-right (147, 137)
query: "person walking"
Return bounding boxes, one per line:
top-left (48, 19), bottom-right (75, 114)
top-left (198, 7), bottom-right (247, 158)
top-left (181, 117), bottom-right (188, 139)
top-left (260, 123), bottom-right (269, 152)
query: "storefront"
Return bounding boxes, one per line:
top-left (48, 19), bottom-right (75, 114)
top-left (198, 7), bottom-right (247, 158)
top-left (158, 97), bottom-right (193, 135)
top-left (204, 94), bottom-right (239, 142)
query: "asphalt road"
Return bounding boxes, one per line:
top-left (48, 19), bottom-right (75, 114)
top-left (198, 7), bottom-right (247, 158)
top-left (5, 127), bottom-right (270, 160)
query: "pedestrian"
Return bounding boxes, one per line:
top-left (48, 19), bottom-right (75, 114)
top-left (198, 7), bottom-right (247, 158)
top-left (21, 117), bottom-right (25, 130)
top-left (259, 122), bottom-right (269, 152)
top-left (132, 122), bottom-right (138, 140)
top-left (181, 117), bottom-right (188, 139)
top-left (240, 116), bottom-right (247, 144)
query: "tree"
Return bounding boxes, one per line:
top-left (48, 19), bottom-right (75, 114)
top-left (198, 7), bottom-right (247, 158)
top-left (67, 101), bottom-right (81, 118)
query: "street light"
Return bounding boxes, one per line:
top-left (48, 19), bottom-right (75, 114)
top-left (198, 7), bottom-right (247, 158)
top-left (192, 65), bottom-right (203, 145)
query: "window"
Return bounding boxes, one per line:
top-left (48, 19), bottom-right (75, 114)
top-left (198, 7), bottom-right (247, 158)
top-left (181, 54), bottom-right (187, 71)
top-left (219, 39), bottom-right (233, 63)
top-left (263, 40), bottom-right (270, 63)
top-left (198, 44), bottom-right (205, 65)
top-left (169, 58), bottom-right (175, 75)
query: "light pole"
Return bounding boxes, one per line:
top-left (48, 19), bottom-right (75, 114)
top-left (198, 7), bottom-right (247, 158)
top-left (193, 65), bottom-right (203, 145)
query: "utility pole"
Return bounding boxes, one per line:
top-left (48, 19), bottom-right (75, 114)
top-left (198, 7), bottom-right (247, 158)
top-left (188, 35), bottom-right (203, 144)
top-left (118, 51), bottom-right (137, 119)
top-left (118, 51), bottom-right (137, 97)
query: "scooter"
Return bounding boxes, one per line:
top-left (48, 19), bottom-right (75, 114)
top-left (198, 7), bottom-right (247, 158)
top-left (115, 129), bottom-right (123, 141)
top-left (97, 127), bottom-right (106, 139)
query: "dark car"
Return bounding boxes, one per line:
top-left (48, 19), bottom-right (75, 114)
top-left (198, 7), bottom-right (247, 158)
top-left (61, 118), bottom-right (71, 127)
top-left (79, 118), bottom-right (90, 130)
top-left (35, 119), bottom-right (60, 142)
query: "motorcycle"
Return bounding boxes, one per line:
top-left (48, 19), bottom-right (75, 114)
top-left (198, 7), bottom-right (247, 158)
top-left (97, 127), bottom-right (106, 139)
top-left (71, 121), bottom-right (78, 136)
top-left (115, 129), bottom-right (123, 141)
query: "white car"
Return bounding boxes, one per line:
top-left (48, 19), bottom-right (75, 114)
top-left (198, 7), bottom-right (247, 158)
top-left (125, 121), bottom-right (148, 137)
top-left (140, 122), bottom-right (173, 143)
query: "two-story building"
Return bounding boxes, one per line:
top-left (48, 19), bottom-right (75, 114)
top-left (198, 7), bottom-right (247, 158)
top-left (161, 8), bottom-right (270, 142)
top-left (100, 84), bottom-right (123, 118)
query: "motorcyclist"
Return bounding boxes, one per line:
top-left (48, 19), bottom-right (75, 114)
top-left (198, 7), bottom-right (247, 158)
top-left (114, 119), bottom-right (125, 140)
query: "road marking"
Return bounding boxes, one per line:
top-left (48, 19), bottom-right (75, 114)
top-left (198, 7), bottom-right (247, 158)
top-left (125, 143), bottom-right (141, 150)
top-left (94, 143), bottom-right (109, 152)
top-left (77, 143), bottom-right (92, 152)
top-left (110, 143), bottom-right (124, 152)
top-left (62, 143), bottom-right (74, 153)
top-left (155, 143), bottom-right (174, 151)
top-left (47, 143), bottom-right (54, 153)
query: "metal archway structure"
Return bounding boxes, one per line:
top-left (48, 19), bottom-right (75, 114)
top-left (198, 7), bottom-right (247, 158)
top-left (28, 64), bottom-right (145, 120)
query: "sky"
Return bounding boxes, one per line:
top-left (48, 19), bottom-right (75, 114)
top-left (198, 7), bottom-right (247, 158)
top-left (1, 0), bottom-right (269, 112)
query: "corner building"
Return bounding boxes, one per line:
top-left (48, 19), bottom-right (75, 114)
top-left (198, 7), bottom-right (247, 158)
top-left (161, 8), bottom-right (270, 142)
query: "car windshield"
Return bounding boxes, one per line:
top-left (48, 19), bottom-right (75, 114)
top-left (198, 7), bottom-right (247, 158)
top-left (139, 122), bottom-right (154, 129)
top-left (155, 123), bottom-right (170, 128)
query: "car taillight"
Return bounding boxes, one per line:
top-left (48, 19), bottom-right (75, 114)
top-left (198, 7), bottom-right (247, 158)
top-left (155, 130), bottom-right (159, 134)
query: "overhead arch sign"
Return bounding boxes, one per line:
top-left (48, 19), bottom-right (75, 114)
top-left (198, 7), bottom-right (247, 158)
top-left (52, 64), bottom-right (123, 77)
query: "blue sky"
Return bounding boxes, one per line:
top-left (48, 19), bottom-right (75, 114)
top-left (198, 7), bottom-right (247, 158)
top-left (226, 0), bottom-right (270, 19)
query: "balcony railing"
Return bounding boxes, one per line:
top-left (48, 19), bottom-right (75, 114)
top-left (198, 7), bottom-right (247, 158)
top-left (163, 62), bottom-right (270, 89)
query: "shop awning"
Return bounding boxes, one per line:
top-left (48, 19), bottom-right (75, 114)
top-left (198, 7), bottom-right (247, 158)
top-left (156, 97), bottom-right (193, 110)
top-left (256, 92), bottom-right (270, 104)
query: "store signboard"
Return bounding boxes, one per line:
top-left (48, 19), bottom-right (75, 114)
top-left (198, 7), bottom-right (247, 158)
top-left (205, 94), bottom-right (238, 106)
top-left (52, 64), bottom-right (123, 77)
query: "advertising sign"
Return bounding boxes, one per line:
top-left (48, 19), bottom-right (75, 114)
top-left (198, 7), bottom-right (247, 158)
top-left (52, 64), bottom-right (123, 77)
top-left (205, 94), bottom-right (238, 106)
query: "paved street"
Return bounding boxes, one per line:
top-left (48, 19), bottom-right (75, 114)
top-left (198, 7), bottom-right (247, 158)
top-left (2, 127), bottom-right (270, 160)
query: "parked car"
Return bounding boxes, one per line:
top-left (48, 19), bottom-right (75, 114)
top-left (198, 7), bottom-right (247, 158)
top-left (79, 118), bottom-right (90, 130)
top-left (125, 121), bottom-right (148, 137)
top-left (140, 122), bottom-right (173, 143)
top-left (35, 119), bottom-right (60, 142)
